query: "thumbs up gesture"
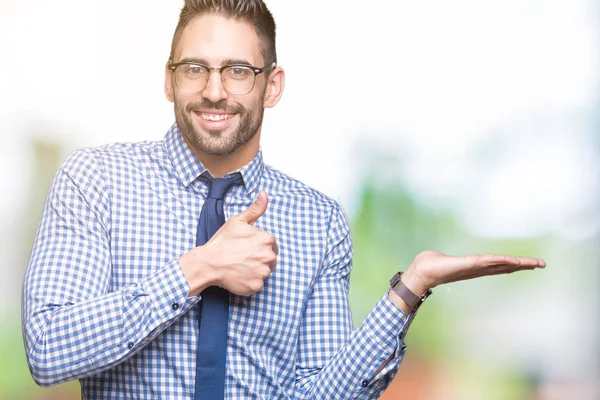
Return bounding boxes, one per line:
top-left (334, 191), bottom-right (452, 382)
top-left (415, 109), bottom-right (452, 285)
top-left (180, 191), bottom-right (279, 297)
top-left (236, 190), bottom-right (271, 225)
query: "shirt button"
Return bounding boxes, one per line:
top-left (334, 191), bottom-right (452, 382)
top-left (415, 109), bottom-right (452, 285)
top-left (172, 303), bottom-right (180, 311)
top-left (361, 379), bottom-right (369, 387)
top-left (128, 342), bottom-right (134, 349)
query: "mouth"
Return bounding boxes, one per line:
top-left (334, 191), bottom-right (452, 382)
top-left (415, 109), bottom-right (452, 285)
top-left (193, 110), bottom-right (238, 131)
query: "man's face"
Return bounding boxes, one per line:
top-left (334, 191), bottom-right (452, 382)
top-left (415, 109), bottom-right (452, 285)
top-left (168, 14), bottom-right (268, 157)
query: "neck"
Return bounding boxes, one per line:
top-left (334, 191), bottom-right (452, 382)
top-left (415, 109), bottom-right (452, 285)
top-left (187, 130), bottom-right (261, 178)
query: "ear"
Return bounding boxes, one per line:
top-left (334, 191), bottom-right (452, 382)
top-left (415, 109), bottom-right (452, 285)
top-left (263, 66), bottom-right (285, 108)
top-left (164, 62), bottom-right (175, 103)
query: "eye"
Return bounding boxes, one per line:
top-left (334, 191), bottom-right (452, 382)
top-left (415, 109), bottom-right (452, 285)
top-left (225, 66), bottom-right (252, 80)
top-left (183, 64), bottom-right (208, 77)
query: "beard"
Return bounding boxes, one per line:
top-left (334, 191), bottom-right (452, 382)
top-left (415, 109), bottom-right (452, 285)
top-left (175, 96), bottom-right (264, 157)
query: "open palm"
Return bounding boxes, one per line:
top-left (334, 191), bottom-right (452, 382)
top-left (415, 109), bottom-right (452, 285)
top-left (402, 250), bottom-right (546, 294)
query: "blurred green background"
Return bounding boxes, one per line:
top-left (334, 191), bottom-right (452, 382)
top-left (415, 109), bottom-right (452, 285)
top-left (1, 0), bottom-right (599, 399)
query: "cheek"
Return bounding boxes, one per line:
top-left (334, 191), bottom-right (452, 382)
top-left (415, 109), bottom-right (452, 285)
top-left (174, 94), bottom-right (193, 113)
top-left (244, 94), bottom-right (264, 113)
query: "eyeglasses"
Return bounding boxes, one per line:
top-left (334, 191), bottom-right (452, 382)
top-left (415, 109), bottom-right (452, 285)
top-left (168, 61), bottom-right (276, 96)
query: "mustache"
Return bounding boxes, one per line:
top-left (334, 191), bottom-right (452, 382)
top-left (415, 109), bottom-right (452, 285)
top-left (185, 99), bottom-right (244, 113)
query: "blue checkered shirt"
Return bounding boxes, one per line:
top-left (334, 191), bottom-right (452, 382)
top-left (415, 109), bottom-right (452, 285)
top-left (22, 124), bottom-right (415, 399)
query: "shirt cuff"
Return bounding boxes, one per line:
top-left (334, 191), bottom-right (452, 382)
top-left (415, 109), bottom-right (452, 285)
top-left (359, 290), bottom-right (416, 386)
top-left (364, 290), bottom-right (416, 353)
top-left (142, 259), bottom-right (201, 325)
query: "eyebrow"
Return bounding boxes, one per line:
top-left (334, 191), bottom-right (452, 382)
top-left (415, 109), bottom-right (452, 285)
top-left (176, 57), bottom-right (254, 66)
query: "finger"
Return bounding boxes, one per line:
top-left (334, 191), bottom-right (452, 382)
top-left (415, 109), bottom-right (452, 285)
top-left (472, 254), bottom-right (544, 268)
top-left (258, 266), bottom-right (272, 280)
top-left (236, 191), bottom-right (268, 225)
top-left (492, 255), bottom-right (545, 269)
top-left (481, 263), bottom-right (539, 276)
top-left (461, 268), bottom-right (518, 280)
top-left (472, 254), bottom-right (517, 266)
top-left (454, 263), bottom-right (535, 282)
top-left (261, 247), bottom-right (278, 267)
top-left (515, 256), bottom-right (546, 268)
top-left (249, 279), bottom-right (264, 293)
top-left (260, 242), bottom-right (278, 272)
top-left (269, 258), bottom-right (277, 272)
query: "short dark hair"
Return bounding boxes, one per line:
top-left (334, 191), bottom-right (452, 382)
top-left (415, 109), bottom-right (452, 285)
top-left (169, 0), bottom-right (277, 66)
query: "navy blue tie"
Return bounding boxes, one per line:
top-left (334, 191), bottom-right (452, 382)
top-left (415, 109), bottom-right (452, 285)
top-left (194, 173), bottom-right (243, 400)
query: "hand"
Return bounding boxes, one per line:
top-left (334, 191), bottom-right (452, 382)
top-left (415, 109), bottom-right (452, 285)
top-left (180, 191), bottom-right (279, 297)
top-left (400, 250), bottom-right (546, 296)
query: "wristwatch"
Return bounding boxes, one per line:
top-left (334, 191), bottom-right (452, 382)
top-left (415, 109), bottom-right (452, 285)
top-left (390, 272), bottom-right (432, 312)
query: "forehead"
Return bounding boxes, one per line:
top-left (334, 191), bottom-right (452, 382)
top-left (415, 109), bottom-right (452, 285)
top-left (174, 14), bottom-right (263, 65)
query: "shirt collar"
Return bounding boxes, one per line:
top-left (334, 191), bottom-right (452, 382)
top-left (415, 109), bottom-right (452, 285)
top-left (164, 123), bottom-right (263, 194)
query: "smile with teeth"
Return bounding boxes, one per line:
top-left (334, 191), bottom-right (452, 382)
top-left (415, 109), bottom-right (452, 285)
top-left (200, 113), bottom-right (235, 121)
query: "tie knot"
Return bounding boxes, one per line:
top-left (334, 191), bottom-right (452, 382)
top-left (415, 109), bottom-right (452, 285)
top-left (204, 174), bottom-right (243, 200)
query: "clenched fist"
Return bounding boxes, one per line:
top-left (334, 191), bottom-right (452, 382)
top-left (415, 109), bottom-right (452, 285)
top-left (180, 191), bottom-right (279, 297)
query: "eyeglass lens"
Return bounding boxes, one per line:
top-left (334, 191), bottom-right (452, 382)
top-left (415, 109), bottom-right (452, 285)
top-left (174, 65), bottom-right (256, 95)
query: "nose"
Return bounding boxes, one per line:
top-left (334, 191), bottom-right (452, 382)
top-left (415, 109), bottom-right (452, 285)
top-left (202, 71), bottom-right (228, 103)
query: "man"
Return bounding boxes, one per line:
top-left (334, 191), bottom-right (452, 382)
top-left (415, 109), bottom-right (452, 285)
top-left (22, 0), bottom-right (545, 399)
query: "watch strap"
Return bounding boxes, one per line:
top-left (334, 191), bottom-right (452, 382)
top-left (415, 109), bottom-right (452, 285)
top-left (390, 272), bottom-right (432, 312)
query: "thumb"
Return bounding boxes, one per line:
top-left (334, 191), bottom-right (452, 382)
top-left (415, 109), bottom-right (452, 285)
top-left (237, 190), bottom-right (268, 225)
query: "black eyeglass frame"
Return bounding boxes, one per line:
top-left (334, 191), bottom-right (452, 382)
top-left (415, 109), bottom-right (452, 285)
top-left (167, 61), bottom-right (276, 95)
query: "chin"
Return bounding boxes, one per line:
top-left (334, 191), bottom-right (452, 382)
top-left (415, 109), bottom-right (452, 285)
top-left (194, 133), bottom-right (245, 157)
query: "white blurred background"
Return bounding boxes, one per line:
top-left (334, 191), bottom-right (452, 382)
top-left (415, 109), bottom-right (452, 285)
top-left (1, 0), bottom-right (598, 398)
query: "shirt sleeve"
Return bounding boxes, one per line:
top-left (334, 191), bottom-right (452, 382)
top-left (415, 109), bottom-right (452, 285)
top-left (21, 149), bottom-right (200, 387)
top-left (294, 203), bottom-right (415, 400)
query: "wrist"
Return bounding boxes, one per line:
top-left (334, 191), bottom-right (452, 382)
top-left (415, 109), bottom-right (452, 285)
top-left (400, 266), bottom-right (432, 296)
top-left (389, 269), bottom-right (433, 313)
top-left (388, 289), bottom-right (413, 314)
top-left (179, 246), bottom-right (221, 297)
